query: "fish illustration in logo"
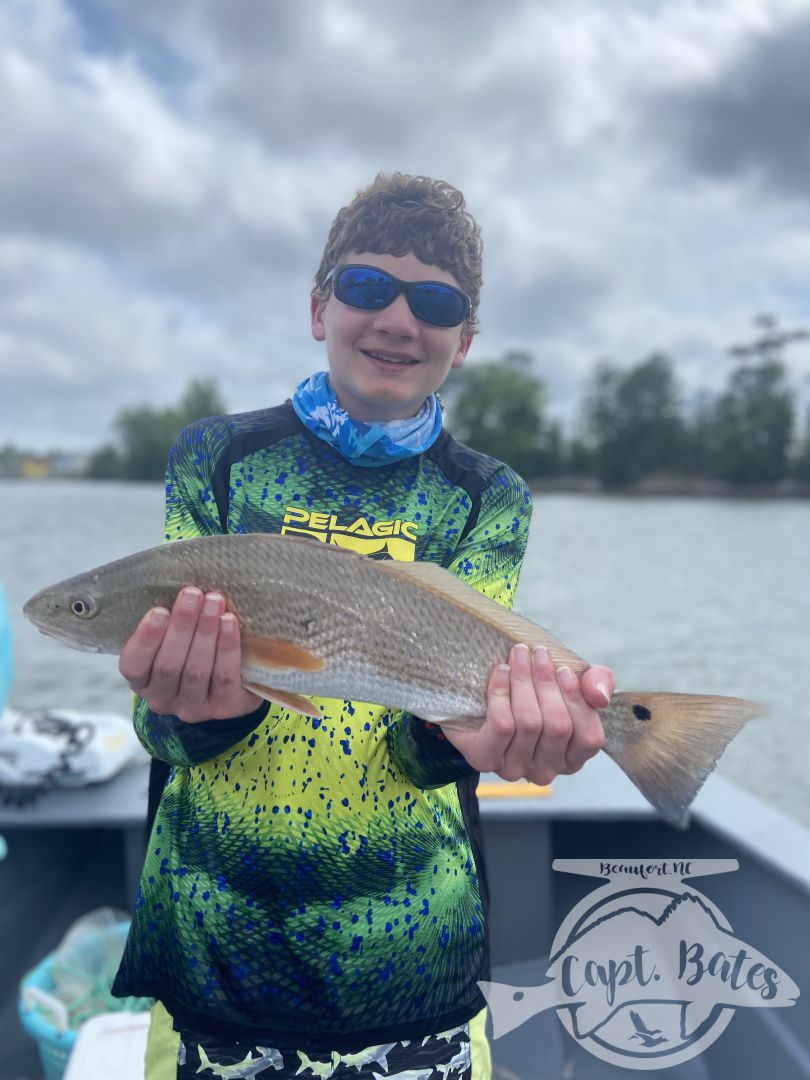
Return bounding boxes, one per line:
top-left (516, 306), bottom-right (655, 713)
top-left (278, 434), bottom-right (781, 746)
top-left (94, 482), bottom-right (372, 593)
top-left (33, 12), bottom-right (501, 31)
top-left (196, 1044), bottom-right (284, 1077)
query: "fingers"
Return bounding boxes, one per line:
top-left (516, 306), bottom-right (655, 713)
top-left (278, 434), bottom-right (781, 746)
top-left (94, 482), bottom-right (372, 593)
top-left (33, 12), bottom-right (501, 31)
top-left (455, 644), bottom-right (606, 785)
top-left (556, 665), bottom-right (606, 773)
top-left (175, 591), bottom-right (226, 713)
top-left (499, 645), bottom-right (547, 781)
top-left (119, 607), bottom-right (171, 692)
top-left (145, 588), bottom-right (208, 708)
top-left (118, 587), bottom-right (260, 722)
top-left (523, 647), bottom-right (573, 784)
top-left (462, 662), bottom-right (514, 772)
top-left (208, 612), bottom-right (258, 715)
top-left (581, 664), bottom-right (616, 709)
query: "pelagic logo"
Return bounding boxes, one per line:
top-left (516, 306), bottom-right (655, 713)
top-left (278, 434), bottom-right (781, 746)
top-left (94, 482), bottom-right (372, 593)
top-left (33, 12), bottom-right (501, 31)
top-left (281, 505), bottom-right (418, 561)
top-left (480, 860), bottom-right (800, 1070)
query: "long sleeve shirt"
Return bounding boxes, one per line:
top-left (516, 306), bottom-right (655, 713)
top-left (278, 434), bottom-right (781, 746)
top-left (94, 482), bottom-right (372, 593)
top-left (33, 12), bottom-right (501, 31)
top-left (113, 401), bottom-right (531, 1052)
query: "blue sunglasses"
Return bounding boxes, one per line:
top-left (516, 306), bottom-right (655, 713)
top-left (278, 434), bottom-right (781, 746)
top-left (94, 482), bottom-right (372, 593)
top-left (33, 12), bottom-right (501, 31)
top-left (322, 264), bottom-right (471, 328)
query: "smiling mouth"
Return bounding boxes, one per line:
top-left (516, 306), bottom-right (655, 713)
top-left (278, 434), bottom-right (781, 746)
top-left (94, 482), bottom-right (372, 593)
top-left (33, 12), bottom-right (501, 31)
top-left (362, 350), bottom-right (419, 366)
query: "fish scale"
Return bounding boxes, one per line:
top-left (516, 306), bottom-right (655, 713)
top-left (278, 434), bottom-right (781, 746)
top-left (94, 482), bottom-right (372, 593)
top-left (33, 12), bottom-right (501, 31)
top-left (23, 532), bottom-right (759, 826)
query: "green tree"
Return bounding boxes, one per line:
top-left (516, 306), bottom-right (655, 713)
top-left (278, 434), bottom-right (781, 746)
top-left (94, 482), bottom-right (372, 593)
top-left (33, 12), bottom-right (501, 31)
top-left (581, 353), bottom-right (686, 486)
top-left (792, 405), bottom-right (810, 482)
top-left (707, 362), bottom-right (793, 484)
top-left (86, 444), bottom-right (124, 480)
top-left (86, 378), bottom-right (226, 481)
top-left (447, 350), bottom-right (561, 479)
top-left (705, 315), bottom-right (802, 485)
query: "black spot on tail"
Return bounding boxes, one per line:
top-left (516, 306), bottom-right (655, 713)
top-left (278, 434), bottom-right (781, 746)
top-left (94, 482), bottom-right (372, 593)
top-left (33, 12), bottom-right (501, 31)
top-left (633, 704), bottom-right (652, 721)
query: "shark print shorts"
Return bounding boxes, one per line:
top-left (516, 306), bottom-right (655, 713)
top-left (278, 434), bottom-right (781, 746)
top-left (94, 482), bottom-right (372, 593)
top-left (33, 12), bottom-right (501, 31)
top-left (144, 1002), bottom-right (491, 1080)
top-left (177, 1028), bottom-right (471, 1080)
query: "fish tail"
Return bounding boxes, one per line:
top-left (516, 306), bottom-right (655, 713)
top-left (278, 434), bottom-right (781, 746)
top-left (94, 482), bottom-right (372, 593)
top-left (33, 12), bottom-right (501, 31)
top-left (601, 691), bottom-right (759, 827)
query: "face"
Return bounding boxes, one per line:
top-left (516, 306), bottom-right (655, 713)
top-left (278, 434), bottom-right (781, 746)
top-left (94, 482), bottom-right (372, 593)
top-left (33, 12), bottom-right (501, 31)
top-left (310, 250), bottom-right (473, 421)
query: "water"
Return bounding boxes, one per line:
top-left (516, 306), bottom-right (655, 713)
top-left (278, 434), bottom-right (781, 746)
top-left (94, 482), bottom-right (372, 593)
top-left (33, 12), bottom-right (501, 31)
top-left (2, 481), bottom-right (808, 826)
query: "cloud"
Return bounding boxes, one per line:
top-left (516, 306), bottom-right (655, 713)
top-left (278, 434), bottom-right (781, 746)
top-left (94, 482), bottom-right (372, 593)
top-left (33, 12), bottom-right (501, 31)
top-left (2, 0), bottom-right (809, 451)
top-left (641, 9), bottom-right (810, 202)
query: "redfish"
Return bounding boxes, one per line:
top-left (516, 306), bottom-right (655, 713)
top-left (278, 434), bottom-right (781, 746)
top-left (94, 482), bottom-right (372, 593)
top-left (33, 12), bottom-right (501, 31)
top-left (23, 533), bottom-right (758, 825)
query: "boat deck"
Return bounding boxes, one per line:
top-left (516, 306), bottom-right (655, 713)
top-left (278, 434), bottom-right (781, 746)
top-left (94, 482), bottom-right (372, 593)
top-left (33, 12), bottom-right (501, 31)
top-left (1, 757), bottom-right (808, 1079)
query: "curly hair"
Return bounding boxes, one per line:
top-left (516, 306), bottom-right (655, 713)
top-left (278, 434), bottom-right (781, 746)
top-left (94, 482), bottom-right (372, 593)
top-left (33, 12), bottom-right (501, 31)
top-left (314, 173), bottom-right (483, 333)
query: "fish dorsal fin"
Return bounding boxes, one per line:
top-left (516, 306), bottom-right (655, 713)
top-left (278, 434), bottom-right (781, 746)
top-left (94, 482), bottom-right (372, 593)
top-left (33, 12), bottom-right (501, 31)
top-left (377, 559), bottom-right (586, 670)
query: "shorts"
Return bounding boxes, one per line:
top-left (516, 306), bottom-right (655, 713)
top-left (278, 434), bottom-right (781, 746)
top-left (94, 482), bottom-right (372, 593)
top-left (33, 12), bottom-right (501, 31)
top-left (144, 1000), bottom-right (492, 1080)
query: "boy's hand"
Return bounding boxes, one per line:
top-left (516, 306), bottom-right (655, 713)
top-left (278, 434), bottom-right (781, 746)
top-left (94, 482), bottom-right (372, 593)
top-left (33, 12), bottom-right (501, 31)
top-left (441, 644), bottom-right (612, 785)
top-left (119, 587), bottom-right (262, 724)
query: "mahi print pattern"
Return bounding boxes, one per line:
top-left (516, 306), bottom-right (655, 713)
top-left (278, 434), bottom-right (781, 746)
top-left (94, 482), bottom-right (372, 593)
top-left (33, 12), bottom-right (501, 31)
top-left (114, 404), bottom-right (531, 1045)
top-left (178, 1023), bottom-right (472, 1079)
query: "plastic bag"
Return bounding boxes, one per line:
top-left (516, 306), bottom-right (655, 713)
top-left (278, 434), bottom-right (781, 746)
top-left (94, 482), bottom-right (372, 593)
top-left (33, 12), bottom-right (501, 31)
top-left (48, 908), bottom-right (152, 1028)
top-left (0, 708), bottom-right (148, 798)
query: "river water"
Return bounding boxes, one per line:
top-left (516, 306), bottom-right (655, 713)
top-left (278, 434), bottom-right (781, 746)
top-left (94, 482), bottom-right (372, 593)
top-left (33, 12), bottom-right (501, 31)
top-left (1, 480), bottom-right (808, 826)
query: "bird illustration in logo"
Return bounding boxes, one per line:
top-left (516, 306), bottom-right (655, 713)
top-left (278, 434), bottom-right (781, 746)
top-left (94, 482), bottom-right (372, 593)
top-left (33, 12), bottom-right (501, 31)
top-left (628, 1009), bottom-right (668, 1047)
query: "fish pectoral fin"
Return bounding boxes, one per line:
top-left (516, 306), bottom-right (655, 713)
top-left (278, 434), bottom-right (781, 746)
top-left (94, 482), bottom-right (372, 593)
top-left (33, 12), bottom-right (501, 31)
top-left (421, 713), bottom-right (485, 732)
top-left (242, 633), bottom-right (325, 672)
top-left (243, 682), bottom-right (322, 720)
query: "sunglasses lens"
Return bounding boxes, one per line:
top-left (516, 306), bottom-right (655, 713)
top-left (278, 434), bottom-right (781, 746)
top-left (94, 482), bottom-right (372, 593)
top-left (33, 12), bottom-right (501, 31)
top-left (332, 265), bottom-right (470, 327)
top-left (334, 267), bottom-right (396, 310)
top-left (410, 283), bottom-right (469, 327)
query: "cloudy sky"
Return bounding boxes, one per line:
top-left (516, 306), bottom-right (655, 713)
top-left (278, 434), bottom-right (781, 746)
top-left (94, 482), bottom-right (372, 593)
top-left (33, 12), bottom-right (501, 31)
top-left (3, 0), bottom-right (810, 452)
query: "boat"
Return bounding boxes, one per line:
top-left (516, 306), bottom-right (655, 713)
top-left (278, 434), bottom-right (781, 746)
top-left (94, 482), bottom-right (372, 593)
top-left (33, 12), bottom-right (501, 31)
top-left (0, 754), bottom-right (807, 1079)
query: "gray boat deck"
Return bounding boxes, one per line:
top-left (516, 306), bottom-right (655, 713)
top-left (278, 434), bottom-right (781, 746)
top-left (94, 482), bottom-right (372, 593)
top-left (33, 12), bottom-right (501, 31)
top-left (1, 758), bottom-right (808, 1079)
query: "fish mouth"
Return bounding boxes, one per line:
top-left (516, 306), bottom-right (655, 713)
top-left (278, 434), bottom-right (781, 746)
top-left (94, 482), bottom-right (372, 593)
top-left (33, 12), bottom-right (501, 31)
top-left (36, 624), bottom-right (102, 653)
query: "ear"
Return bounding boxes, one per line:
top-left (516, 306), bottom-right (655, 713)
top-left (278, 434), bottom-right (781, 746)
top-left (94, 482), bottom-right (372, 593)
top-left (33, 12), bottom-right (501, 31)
top-left (451, 330), bottom-right (473, 369)
top-left (310, 293), bottom-right (327, 342)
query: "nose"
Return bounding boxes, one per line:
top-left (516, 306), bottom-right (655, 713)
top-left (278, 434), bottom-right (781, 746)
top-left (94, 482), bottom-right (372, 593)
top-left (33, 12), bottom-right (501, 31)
top-left (370, 293), bottom-right (420, 338)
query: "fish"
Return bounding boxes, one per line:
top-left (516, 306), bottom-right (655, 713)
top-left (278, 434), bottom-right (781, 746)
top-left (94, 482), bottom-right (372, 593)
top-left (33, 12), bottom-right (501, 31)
top-left (337, 1043), bottom-right (397, 1071)
top-left (295, 1051), bottom-right (335, 1078)
top-left (22, 532), bottom-right (759, 826)
top-left (196, 1042), bottom-right (284, 1076)
top-left (435, 1046), bottom-right (470, 1078)
top-left (370, 1071), bottom-right (434, 1080)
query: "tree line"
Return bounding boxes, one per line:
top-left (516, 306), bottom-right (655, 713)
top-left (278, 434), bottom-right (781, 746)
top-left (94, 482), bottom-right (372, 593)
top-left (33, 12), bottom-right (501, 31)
top-left (85, 379), bottom-right (226, 481)
top-left (74, 314), bottom-right (809, 489)
top-left (448, 316), bottom-right (810, 489)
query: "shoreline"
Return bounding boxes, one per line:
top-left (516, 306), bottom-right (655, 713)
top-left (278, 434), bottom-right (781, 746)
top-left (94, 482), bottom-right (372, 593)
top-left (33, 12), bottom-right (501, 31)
top-left (3, 473), bottom-right (810, 498)
top-left (528, 475), bottom-right (810, 498)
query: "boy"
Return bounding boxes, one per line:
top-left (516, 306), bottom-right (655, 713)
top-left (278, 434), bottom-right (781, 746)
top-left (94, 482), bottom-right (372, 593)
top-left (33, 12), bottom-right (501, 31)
top-left (113, 174), bottom-right (614, 1079)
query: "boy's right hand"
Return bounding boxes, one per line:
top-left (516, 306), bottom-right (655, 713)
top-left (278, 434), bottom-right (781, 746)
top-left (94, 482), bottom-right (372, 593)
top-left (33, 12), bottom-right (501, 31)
top-left (119, 587), bottom-right (262, 724)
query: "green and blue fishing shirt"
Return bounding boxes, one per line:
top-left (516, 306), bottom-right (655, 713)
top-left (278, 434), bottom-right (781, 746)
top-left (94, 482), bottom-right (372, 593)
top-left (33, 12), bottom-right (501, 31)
top-left (113, 401), bottom-right (531, 1051)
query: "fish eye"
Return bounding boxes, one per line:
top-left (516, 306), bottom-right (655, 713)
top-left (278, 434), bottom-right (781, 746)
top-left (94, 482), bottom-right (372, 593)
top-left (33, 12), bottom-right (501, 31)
top-left (69, 596), bottom-right (97, 619)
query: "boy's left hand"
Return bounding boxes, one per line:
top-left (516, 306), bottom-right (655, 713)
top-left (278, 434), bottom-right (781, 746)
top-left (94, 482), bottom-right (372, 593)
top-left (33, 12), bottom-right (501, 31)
top-left (441, 644), bottom-right (613, 785)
